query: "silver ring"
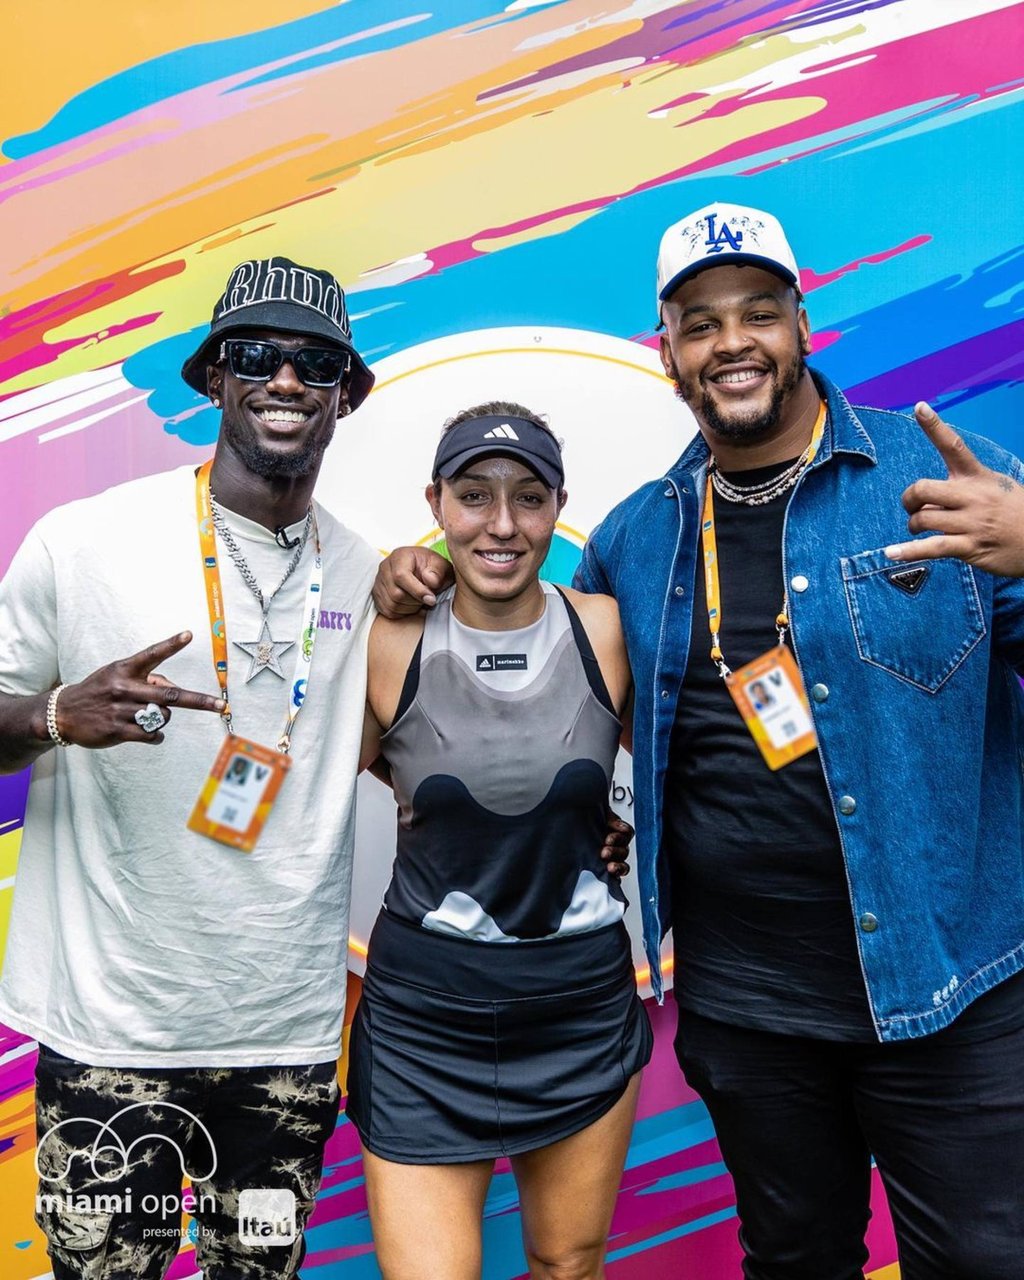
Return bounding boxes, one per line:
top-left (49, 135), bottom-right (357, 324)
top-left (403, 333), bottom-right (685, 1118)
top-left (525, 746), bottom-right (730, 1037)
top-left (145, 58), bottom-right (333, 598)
top-left (134, 703), bottom-right (166, 734)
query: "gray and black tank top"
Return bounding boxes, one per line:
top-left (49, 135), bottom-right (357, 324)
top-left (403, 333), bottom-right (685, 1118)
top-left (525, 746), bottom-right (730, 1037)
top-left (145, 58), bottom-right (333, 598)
top-left (380, 582), bottom-right (626, 942)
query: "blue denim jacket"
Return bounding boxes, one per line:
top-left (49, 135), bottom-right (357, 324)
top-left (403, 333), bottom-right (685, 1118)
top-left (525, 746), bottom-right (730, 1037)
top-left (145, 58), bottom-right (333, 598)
top-left (575, 370), bottom-right (1024, 1039)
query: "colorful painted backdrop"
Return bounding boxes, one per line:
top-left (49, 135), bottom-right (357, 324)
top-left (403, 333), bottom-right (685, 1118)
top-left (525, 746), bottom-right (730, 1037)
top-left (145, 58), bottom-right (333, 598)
top-left (2, 1), bottom-right (1022, 1275)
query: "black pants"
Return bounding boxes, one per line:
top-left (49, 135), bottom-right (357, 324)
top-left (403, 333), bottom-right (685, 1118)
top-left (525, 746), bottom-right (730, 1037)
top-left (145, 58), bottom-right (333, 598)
top-left (674, 1007), bottom-right (1024, 1280)
top-left (34, 1044), bottom-right (339, 1280)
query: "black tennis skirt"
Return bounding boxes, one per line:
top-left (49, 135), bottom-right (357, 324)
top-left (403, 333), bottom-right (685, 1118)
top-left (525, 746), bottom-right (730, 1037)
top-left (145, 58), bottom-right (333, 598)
top-left (345, 910), bottom-right (653, 1164)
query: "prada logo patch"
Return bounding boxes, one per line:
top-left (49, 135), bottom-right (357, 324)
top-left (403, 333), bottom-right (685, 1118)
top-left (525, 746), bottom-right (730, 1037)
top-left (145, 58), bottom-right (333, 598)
top-left (476, 653), bottom-right (528, 672)
top-left (886, 566), bottom-right (929, 596)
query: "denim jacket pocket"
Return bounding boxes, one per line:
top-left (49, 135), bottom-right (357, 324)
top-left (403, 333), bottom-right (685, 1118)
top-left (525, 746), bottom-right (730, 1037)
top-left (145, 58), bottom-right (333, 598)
top-left (840, 550), bottom-right (985, 692)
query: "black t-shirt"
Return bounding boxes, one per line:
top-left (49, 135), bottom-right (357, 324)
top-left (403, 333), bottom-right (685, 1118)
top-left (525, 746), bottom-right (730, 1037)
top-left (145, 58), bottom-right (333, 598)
top-left (664, 459), bottom-right (1024, 1042)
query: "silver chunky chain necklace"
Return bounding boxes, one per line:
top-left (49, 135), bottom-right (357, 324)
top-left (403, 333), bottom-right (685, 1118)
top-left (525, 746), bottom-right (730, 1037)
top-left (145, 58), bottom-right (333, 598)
top-left (211, 500), bottom-right (313, 681)
top-left (709, 442), bottom-right (814, 507)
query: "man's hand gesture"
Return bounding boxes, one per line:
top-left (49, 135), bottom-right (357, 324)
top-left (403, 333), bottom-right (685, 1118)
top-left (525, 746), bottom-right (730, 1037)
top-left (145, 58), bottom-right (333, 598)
top-left (53, 632), bottom-right (226, 747)
top-left (886, 402), bottom-right (1024, 578)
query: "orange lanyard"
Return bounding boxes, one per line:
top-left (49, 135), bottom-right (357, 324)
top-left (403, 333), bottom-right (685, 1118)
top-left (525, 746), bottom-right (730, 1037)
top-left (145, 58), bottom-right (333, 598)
top-left (195, 460), bottom-right (322, 751)
top-left (702, 401), bottom-right (826, 677)
top-left (196, 461), bottom-right (230, 712)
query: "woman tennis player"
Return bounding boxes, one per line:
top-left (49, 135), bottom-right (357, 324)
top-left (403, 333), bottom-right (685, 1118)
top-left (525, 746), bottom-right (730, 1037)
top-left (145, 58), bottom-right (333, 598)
top-left (349, 402), bottom-right (651, 1280)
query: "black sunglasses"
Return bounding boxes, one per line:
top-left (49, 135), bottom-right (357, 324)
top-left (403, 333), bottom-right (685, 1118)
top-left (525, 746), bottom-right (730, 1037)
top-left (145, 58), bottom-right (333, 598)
top-left (219, 339), bottom-right (351, 388)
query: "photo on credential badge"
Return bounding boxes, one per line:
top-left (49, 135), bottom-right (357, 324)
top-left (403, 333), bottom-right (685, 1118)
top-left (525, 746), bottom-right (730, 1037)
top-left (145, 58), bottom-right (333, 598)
top-left (745, 679), bottom-right (776, 713)
top-left (224, 755), bottom-right (253, 787)
top-left (208, 754), bottom-right (272, 831)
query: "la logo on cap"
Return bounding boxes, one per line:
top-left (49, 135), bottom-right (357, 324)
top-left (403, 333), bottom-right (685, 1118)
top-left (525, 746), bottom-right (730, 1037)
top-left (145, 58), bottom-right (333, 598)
top-left (704, 212), bottom-right (744, 254)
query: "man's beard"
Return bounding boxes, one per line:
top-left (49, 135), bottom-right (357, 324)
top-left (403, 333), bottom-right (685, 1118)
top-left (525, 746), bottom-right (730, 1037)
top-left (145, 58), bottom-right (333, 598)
top-left (221, 414), bottom-right (336, 480)
top-left (671, 351), bottom-right (806, 444)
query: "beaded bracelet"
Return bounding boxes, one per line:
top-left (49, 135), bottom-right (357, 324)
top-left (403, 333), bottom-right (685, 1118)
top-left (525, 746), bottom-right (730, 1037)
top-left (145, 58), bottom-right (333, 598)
top-left (46, 684), bottom-right (71, 748)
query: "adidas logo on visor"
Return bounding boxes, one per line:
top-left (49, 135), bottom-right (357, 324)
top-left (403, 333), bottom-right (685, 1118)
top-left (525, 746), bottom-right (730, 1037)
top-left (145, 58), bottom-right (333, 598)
top-left (482, 424), bottom-right (520, 440)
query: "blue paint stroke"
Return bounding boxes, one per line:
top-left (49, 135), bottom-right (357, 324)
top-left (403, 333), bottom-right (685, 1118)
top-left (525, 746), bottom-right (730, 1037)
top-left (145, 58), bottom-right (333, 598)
top-left (624, 1102), bottom-right (718, 1170)
top-left (639, 1160), bottom-right (730, 1193)
top-left (929, 383), bottom-right (1024, 453)
top-left (814, 250), bottom-right (1024, 400)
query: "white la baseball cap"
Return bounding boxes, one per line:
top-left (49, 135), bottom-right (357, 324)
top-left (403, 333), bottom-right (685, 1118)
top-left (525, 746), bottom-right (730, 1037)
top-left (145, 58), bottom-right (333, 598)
top-left (656, 201), bottom-right (800, 321)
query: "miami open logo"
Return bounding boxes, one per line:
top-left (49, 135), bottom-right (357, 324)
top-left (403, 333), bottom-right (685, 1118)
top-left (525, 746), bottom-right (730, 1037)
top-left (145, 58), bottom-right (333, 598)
top-left (35, 1102), bottom-right (218, 1222)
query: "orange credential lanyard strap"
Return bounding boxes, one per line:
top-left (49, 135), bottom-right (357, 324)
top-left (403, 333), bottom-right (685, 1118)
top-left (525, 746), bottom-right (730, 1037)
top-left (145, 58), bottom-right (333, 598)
top-left (196, 460), bottom-right (233, 728)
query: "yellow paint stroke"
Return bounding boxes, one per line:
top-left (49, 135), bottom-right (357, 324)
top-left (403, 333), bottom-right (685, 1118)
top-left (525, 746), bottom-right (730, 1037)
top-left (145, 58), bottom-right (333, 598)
top-left (0, 892), bottom-right (14, 969)
top-left (0, 17), bottom-right (848, 395)
top-left (867, 1265), bottom-right (901, 1279)
top-left (0, 827), bottom-right (22, 963)
top-left (0, 0), bottom-right (344, 158)
top-left (0, 825), bottom-right (24, 879)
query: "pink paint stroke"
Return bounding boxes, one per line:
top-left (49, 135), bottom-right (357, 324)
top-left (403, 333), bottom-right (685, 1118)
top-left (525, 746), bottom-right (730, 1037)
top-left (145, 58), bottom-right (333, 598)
top-left (801, 235), bottom-right (932, 291)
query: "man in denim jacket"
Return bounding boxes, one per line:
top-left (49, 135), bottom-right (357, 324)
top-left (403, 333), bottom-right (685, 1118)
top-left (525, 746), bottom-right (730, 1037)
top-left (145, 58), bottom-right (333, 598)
top-left (572, 202), bottom-right (1024, 1279)
top-left (374, 202), bottom-right (1024, 1278)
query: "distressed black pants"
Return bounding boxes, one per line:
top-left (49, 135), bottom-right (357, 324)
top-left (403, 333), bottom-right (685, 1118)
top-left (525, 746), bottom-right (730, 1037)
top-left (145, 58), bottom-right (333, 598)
top-left (675, 1006), bottom-right (1024, 1280)
top-left (33, 1044), bottom-right (339, 1280)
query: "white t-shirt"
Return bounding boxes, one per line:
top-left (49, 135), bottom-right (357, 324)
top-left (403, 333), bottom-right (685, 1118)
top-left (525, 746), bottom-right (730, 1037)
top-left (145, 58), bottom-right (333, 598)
top-left (0, 465), bottom-right (379, 1067)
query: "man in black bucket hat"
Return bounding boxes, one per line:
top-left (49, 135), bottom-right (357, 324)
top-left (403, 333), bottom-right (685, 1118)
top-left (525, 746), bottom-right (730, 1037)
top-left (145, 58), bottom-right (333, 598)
top-left (0, 257), bottom-right (383, 1279)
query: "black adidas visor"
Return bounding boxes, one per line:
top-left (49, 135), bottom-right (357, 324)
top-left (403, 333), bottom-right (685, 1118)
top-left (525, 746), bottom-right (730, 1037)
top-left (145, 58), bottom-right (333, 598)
top-left (432, 415), bottom-right (564, 490)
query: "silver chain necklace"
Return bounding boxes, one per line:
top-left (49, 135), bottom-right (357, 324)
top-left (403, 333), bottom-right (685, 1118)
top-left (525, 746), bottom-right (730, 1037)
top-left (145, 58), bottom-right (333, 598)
top-left (211, 500), bottom-right (313, 682)
top-left (709, 443), bottom-right (814, 507)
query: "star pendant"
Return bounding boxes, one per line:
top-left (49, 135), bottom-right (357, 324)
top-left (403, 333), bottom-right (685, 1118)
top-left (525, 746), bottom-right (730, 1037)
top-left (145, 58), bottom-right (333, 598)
top-left (233, 617), bottom-right (294, 682)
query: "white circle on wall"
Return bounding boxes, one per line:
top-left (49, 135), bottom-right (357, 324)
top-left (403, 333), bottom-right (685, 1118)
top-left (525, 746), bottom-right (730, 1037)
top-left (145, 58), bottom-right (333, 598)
top-left (321, 326), bottom-right (695, 991)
